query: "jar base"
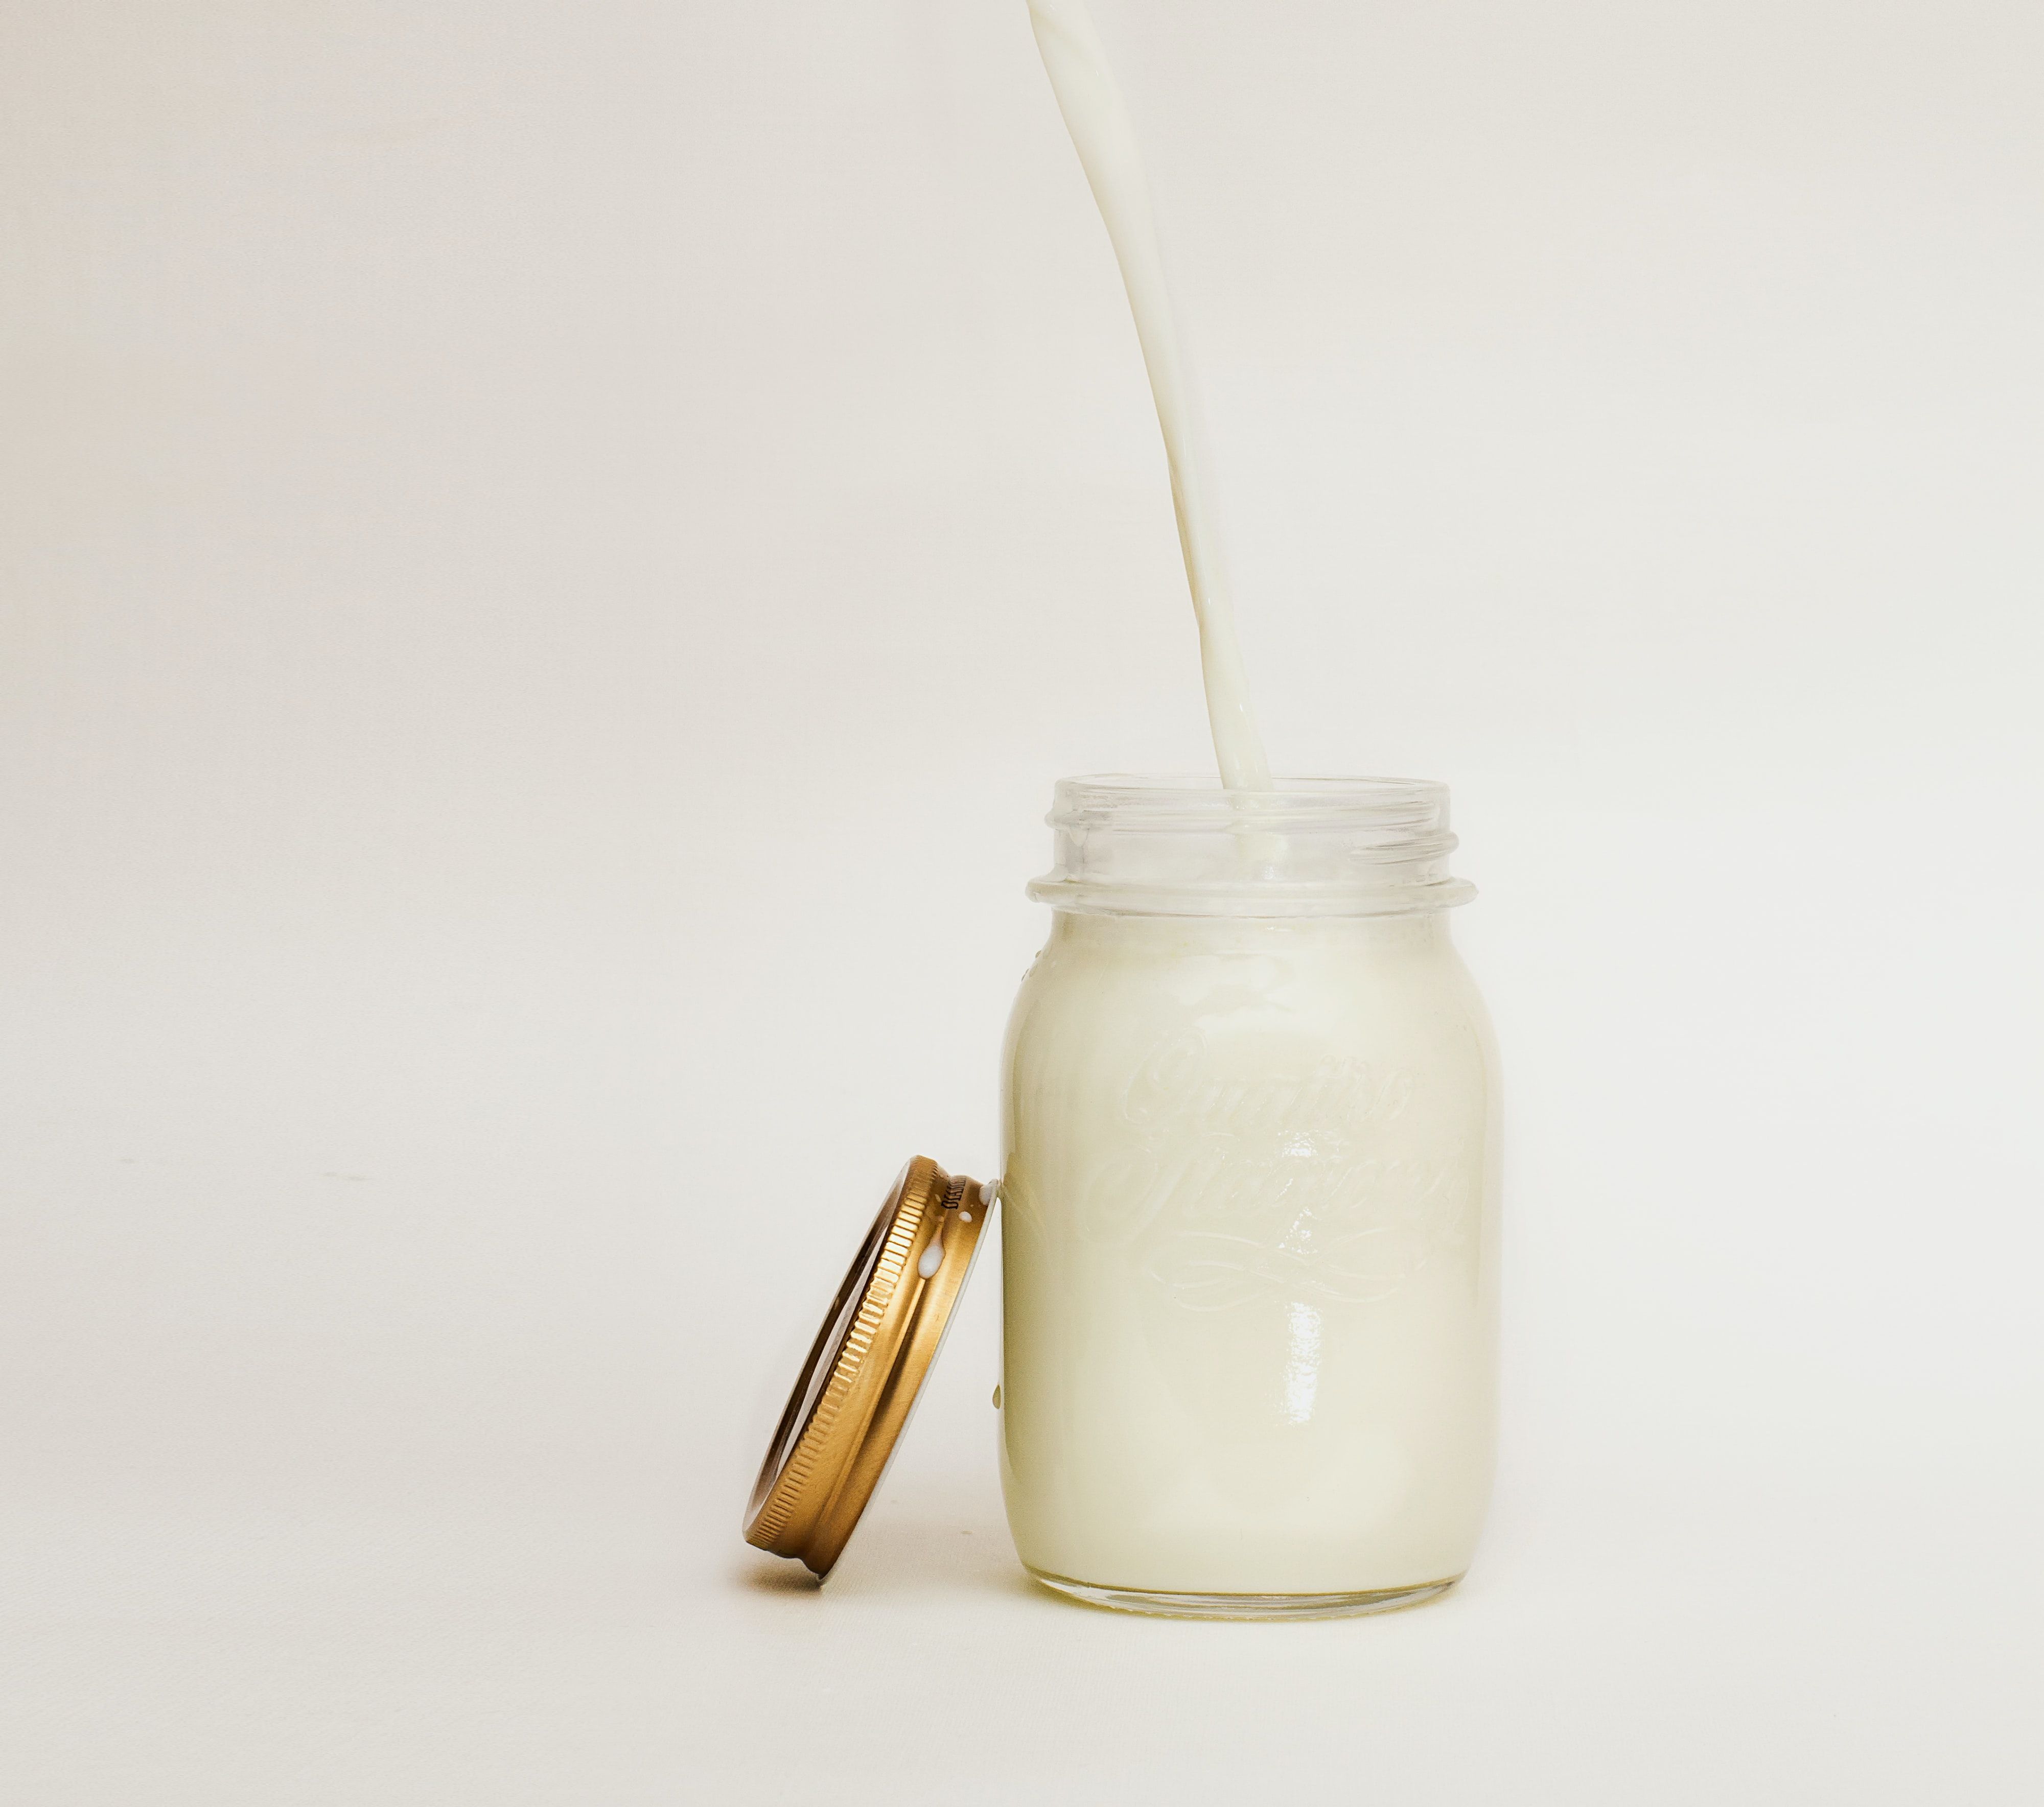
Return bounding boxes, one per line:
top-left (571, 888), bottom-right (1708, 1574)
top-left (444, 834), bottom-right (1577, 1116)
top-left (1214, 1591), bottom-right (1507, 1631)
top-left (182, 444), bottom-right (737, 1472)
top-left (1025, 1566), bottom-right (1461, 1622)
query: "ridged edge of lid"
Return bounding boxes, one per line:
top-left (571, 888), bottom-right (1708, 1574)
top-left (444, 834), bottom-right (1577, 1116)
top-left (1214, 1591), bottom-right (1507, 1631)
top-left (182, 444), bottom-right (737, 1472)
top-left (743, 1161), bottom-right (938, 1551)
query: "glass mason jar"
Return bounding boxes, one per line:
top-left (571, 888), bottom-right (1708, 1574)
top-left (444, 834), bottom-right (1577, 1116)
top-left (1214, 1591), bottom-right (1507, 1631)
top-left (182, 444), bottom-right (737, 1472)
top-left (998, 777), bottom-right (1499, 1618)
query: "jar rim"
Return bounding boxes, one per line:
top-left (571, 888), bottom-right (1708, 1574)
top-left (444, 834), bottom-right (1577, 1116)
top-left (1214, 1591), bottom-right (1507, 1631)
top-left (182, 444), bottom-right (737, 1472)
top-left (1048, 772), bottom-right (1452, 829)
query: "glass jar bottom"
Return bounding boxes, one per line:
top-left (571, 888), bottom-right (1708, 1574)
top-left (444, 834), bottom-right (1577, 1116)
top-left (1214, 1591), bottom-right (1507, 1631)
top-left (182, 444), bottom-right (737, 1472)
top-left (1026, 1567), bottom-right (1461, 1622)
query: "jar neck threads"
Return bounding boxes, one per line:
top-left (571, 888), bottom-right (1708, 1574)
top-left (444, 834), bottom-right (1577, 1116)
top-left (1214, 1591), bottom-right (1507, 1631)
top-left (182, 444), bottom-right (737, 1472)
top-left (1028, 776), bottom-right (1475, 919)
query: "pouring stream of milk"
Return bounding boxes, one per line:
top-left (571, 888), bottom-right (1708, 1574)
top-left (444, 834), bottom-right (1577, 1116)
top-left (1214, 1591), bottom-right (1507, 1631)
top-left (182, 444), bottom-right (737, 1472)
top-left (1027, 0), bottom-right (1272, 791)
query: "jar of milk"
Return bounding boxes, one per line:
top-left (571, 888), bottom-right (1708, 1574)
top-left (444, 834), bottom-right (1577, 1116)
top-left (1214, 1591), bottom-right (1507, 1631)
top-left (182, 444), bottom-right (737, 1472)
top-left (998, 775), bottom-right (1499, 1617)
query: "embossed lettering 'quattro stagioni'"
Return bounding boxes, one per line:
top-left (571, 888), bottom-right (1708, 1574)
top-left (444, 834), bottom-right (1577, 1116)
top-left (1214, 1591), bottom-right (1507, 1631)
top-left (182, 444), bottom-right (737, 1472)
top-left (1086, 1027), bottom-right (1473, 1310)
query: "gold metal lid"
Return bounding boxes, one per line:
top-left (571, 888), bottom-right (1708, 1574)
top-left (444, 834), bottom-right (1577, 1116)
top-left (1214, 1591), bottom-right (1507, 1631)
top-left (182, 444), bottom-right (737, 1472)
top-left (744, 1157), bottom-right (994, 1580)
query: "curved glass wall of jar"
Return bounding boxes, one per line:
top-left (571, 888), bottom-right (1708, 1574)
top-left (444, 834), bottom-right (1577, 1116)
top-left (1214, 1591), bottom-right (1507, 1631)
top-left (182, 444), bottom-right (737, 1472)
top-left (999, 778), bottom-right (1500, 1617)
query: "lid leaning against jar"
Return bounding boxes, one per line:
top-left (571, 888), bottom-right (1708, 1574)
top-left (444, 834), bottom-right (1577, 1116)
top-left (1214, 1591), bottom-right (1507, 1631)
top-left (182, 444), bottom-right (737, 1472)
top-left (744, 1157), bottom-right (995, 1580)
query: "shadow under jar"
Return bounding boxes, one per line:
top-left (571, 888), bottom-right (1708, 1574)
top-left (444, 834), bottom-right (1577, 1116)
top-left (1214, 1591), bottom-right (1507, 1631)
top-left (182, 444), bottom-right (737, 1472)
top-left (998, 776), bottom-right (1500, 1619)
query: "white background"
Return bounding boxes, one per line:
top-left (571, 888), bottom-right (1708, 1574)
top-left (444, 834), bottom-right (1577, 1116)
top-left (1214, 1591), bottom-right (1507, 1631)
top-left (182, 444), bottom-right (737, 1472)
top-left (4, 2), bottom-right (2040, 1800)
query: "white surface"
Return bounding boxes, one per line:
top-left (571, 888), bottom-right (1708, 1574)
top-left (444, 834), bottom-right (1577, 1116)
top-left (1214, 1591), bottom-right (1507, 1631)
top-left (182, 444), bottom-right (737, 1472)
top-left (2, 3), bottom-right (2040, 1801)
